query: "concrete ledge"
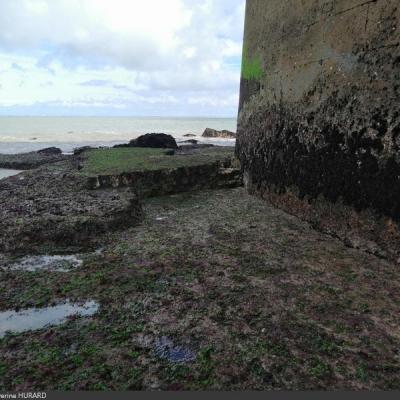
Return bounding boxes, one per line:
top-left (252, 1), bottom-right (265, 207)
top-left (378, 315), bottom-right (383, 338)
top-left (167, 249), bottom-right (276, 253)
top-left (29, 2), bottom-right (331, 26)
top-left (86, 162), bottom-right (243, 197)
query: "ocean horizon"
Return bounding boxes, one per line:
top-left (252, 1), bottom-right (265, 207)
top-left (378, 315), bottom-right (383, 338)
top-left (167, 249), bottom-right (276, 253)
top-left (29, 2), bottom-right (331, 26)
top-left (0, 116), bottom-right (237, 154)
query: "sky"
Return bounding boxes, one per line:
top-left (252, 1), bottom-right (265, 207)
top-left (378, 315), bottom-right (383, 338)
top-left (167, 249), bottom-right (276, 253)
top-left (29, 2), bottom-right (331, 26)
top-left (0, 0), bottom-right (245, 117)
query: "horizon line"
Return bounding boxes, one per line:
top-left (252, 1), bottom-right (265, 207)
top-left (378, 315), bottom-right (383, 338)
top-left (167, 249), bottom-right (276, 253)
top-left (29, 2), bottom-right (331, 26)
top-left (0, 115), bottom-right (238, 119)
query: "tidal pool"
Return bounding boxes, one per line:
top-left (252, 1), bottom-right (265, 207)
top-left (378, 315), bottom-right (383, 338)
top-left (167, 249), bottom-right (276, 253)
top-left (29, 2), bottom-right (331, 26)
top-left (0, 301), bottom-right (99, 338)
top-left (154, 336), bottom-right (196, 364)
top-left (9, 254), bottom-right (83, 272)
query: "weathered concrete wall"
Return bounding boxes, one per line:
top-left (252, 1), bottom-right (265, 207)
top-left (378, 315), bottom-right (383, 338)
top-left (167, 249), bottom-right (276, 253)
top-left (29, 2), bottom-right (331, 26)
top-left (236, 0), bottom-right (400, 262)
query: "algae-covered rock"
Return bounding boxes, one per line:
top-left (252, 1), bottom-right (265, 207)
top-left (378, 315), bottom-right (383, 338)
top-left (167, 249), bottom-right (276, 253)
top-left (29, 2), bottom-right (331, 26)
top-left (115, 133), bottom-right (178, 149)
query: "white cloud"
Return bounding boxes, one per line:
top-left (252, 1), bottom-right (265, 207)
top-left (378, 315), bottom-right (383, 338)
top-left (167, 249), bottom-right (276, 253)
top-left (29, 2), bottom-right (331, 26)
top-left (0, 0), bottom-right (245, 116)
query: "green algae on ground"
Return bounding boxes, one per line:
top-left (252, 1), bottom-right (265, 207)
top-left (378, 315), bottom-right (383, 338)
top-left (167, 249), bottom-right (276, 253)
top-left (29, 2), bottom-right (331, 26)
top-left (1, 188), bottom-right (400, 390)
top-left (82, 147), bottom-right (235, 175)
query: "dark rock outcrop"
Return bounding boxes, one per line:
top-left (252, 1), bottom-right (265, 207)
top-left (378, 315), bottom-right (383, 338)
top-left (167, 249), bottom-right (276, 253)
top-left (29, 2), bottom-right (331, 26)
top-left (114, 133), bottom-right (178, 149)
top-left (202, 128), bottom-right (236, 138)
top-left (37, 147), bottom-right (62, 155)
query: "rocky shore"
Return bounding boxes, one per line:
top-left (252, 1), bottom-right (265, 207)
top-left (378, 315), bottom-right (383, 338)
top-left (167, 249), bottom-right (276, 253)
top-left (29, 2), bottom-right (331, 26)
top-left (2, 185), bottom-right (400, 390)
top-left (0, 135), bottom-right (241, 255)
top-left (1, 134), bottom-right (400, 391)
top-left (0, 148), bottom-right (70, 170)
top-left (0, 159), bottom-right (143, 255)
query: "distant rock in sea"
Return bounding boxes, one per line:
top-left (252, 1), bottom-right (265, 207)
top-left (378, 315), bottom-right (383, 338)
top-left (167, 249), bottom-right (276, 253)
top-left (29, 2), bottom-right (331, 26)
top-left (202, 128), bottom-right (236, 138)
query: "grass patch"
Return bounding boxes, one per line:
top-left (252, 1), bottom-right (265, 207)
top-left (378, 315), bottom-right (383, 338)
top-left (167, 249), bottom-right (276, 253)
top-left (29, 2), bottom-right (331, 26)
top-left (82, 147), bottom-right (235, 175)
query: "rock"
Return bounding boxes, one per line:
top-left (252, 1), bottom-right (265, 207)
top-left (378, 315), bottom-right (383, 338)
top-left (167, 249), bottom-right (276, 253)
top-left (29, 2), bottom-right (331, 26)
top-left (0, 151), bottom-right (69, 170)
top-left (183, 134), bottom-right (197, 137)
top-left (74, 146), bottom-right (95, 155)
top-left (0, 159), bottom-right (143, 254)
top-left (202, 128), bottom-right (236, 138)
top-left (37, 147), bottom-right (62, 155)
top-left (114, 133), bottom-right (178, 149)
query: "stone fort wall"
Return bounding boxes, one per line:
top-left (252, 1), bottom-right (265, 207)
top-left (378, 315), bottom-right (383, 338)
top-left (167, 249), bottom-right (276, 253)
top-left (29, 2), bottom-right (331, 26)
top-left (236, 0), bottom-right (400, 262)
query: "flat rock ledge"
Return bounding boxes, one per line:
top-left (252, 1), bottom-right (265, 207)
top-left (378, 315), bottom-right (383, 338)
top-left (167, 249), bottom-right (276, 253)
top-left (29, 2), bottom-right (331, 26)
top-left (0, 150), bottom-right (70, 170)
top-left (0, 147), bottom-right (242, 254)
top-left (86, 159), bottom-right (242, 197)
top-left (0, 160), bottom-right (142, 255)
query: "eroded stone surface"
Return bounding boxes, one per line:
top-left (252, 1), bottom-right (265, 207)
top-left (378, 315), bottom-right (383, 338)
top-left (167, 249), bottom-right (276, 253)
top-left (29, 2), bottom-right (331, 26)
top-left (0, 160), bottom-right (143, 254)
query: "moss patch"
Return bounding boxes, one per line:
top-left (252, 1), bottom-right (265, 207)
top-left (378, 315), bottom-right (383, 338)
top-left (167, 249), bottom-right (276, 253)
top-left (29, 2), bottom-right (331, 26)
top-left (82, 147), bottom-right (235, 175)
top-left (242, 46), bottom-right (264, 81)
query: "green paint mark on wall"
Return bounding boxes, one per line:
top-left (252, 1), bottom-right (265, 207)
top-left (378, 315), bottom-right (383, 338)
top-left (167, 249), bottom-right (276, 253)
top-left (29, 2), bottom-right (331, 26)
top-left (241, 46), bottom-right (264, 81)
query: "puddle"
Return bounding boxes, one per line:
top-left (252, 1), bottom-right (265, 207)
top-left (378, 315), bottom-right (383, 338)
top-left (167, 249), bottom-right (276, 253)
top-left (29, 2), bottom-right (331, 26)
top-left (0, 301), bottom-right (99, 338)
top-left (94, 247), bottom-right (105, 256)
top-left (9, 254), bottom-right (83, 272)
top-left (154, 336), bottom-right (196, 364)
top-left (6, 248), bottom-right (104, 272)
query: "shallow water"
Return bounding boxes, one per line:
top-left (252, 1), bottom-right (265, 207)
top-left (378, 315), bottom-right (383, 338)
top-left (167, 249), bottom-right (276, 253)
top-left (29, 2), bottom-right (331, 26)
top-left (0, 169), bottom-right (23, 180)
top-left (154, 336), bottom-right (196, 364)
top-left (0, 301), bottom-right (99, 338)
top-left (9, 254), bottom-right (83, 272)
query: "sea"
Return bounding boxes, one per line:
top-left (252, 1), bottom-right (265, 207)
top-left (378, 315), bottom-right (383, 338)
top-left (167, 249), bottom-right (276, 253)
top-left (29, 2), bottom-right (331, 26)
top-left (0, 116), bottom-right (237, 154)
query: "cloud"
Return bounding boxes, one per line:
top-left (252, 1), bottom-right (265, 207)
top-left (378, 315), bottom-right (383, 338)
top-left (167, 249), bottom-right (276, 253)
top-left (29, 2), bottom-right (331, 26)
top-left (0, 0), bottom-right (191, 70)
top-left (0, 0), bottom-right (245, 116)
top-left (11, 63), bottom-right (27, 72)
top-left (79, 80), bottom-right (111, 87)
